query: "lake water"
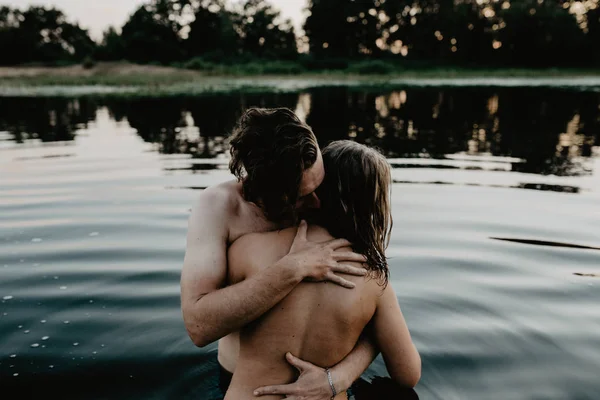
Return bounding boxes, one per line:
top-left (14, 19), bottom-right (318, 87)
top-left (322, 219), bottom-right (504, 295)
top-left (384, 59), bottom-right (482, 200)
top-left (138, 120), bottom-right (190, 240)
top-left (1, 84), bottom-right (599, 400)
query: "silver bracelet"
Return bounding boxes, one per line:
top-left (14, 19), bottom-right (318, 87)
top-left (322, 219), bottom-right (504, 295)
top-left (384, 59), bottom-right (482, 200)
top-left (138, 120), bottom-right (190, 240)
top-left (325, 368), bottom-right (337, 399)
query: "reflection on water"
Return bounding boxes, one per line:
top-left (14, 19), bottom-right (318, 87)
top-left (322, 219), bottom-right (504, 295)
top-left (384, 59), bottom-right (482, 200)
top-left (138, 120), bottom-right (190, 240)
top-left (1, 87), bottom-right (600, 400)
top-left (1, 87), bottom-right (598, 176)
top-left (490, 237), bottom-right (600, 251)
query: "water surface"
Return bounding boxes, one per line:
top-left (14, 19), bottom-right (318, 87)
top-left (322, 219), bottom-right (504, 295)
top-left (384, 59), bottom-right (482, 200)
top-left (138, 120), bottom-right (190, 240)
top-left (1, 86), bottom-right (599, 399)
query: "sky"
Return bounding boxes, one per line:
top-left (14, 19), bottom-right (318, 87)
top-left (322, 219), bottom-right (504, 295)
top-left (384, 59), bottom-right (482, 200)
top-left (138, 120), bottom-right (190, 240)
top-left (0, 0), bottom-right (309, 41)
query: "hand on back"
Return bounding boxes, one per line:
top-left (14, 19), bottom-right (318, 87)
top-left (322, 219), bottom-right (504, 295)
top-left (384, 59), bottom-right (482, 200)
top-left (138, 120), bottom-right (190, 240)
top-left (281, 220), bottom-right (368, 288)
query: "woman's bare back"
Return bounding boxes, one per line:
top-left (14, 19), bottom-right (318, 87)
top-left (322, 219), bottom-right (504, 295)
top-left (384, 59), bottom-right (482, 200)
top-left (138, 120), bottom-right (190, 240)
top-left (224, 225), bottom-right (382, 400)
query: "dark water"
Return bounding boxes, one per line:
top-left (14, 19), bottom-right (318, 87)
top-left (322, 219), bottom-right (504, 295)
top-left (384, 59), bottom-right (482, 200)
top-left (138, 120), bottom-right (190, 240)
top-left (1, 85), bottom-right (599, 400)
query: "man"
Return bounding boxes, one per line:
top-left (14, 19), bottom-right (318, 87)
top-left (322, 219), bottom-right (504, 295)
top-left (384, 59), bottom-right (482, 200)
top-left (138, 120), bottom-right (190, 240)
top-left (180, 108), bottom-right (380, 398)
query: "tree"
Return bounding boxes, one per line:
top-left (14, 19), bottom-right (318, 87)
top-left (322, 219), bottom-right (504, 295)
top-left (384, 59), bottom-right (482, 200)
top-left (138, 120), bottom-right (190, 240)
top-left (238, 0), bottom-right (298, 59)
top-left (494, 0), bottom-right (586, 67)
top-left (0, 6), bottom-right (95, 65)
top-left (95, 27), bottom-right (125, 61)
top-left (186, 0), bottom-right (239, 59)
top-left (120, 0), bottom-right (186, 64)
top-left (0, 7), bottom-right (24, 65)
top-left (60, 22), bottom-right (96, 61)
top-left (584, 4), bottom-right (600, 65)
top-left (305, 0), bottom-right (381, 59)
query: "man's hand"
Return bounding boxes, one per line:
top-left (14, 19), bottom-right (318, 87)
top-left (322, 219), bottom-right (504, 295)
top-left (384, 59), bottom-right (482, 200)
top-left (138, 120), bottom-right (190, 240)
top-left (280, 220), bottom-right (367, 289)
top-left (253, 352), bottom-right (339, 400)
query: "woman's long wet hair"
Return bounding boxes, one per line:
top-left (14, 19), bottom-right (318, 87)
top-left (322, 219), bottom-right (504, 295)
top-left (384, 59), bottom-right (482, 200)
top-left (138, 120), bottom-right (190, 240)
top-left (316, 140), bottom-right (393, 286)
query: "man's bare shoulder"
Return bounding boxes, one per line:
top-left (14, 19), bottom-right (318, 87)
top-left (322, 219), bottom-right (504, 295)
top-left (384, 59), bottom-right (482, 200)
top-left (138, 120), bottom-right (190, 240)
top-left (191, 180), bottom-right (241, 217)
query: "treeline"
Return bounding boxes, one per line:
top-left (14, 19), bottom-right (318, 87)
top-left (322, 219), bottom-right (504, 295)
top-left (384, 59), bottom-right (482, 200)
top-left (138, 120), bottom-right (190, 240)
top-left (1, 0), bottom-right (599, 69)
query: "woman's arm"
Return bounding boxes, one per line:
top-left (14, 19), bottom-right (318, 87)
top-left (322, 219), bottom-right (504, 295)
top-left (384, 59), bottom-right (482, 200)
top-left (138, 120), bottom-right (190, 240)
top-left (371, 284), bottom-right (421, 387)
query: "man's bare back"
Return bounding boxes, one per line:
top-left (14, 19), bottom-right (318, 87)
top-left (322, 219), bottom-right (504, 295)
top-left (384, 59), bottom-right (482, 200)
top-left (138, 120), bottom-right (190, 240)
top-left (224, 225), bottom-right (383, 400)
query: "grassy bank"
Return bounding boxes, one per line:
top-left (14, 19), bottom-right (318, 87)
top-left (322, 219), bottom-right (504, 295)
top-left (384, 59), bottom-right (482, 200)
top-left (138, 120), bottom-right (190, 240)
top-left (1, 61), bottom-right (599, 97)
top-left (2, 61), bottom-right (600, 83)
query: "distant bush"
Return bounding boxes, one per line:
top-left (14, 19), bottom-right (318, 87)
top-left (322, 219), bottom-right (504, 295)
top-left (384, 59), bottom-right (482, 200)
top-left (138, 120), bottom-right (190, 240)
top-left (260, 61), bottom-right (304, 75)
top-left (348, 60), bottom-right (396, 75)
top-left (82, 56), bottom-right (97, 70)
top-left (299, 55), bottom-right (349, 71)
top-left (176, 56), bottom-right (405, 76)
top-left (236, 62), bottom-right (264, 75)
top-left (181, 58), bottom-right (304, 75)
top-left (183, 57), bottom-right (217, 72)
top-left (22, 60), bottom-right (77, 67)
top-left (200, 50), bottom-right (227, 64)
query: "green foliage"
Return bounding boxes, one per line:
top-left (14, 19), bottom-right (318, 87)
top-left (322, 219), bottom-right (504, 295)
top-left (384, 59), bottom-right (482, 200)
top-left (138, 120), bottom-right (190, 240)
top-left (120, 3), bottom-right (184, 64)
top-left (493, 0), bottom-right (587, 67)
top-left (305, 0), bottom-right (382, 59)
top-left (238, 0), bottom-right (298, 60)
top-left (1, 0), bottom-right (600, 69)
top-left (187, 1), bottom-right (239, 59)
top-left (251, 60), bottom-right (304, 74)
top-left (82, 56), bottom-right (96, 69)
top-left (298, 55), bottom-right (349, 71)
top-left (348, 60), bottom-right (396, 75)
top-left (95, 27), bottom-right (125, 61)
top-left (181, 57), bottom-right (304, 75)
top-left (183, 57), bottom-right (217, 71)
top-left (0, 5), bottom-right (96, 65)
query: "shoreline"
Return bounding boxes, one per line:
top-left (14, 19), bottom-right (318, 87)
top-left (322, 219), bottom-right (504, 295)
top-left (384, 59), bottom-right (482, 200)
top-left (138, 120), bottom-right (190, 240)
top-left (1, 63), bottom-right (600, 97)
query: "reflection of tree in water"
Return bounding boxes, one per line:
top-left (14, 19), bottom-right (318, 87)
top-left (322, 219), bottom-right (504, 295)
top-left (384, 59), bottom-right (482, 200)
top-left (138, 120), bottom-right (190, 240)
top-left (1, 88), bottom-right (598, 177)
top-left (102, 88), bottom-right (597, 176)
top-left (305, 87), bottom-right (353, 147)
top-left (187, 92), bottom-right (300, 159)
top-left (0, 97), bottom-right (96, 143)
top-left (495, 88), bottom-right (598, 176)
top-left (102, 97), bottom-right (190, 154)
top-left (374, 88), bottom-right (490, 158)
top-left (187, 95), bottom-right (243, 159)
top-left (305, 87), bottom-right (599, 175)
top-left (307, 87), bottom-right (494, 158)
top-left (568, 91), bottom-right (600, 158)
top-left (100, 93), bottom-right (299, 161)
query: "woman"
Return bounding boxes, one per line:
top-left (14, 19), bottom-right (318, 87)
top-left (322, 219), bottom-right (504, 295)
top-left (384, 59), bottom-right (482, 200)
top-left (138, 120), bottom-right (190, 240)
top-left (225, 140), bottom-right (421, 399)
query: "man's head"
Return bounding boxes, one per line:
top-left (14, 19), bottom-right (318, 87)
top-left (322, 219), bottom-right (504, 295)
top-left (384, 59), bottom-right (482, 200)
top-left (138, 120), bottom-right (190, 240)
top-left (229, 107), bottom-right (324, 223)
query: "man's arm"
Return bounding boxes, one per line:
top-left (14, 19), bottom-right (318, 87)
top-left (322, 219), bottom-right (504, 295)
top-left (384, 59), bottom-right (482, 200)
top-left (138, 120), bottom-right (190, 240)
top-left (328, 333), bottom-right (379, 393)
top-left (180, 188), bottom-right (368, 347)
top-left (253, 334), bottom-right (379, 399)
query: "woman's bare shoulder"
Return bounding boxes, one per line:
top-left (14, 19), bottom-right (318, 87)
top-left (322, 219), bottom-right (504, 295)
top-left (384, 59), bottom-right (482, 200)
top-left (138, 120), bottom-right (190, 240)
top-left (306, 224), bottom-right (335, 243)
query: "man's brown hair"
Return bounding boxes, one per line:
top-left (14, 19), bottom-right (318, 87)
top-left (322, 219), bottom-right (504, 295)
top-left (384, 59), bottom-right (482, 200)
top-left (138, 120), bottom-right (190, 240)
top-left (229, 107), bottom-right (318, 223)
top-left (316, 140), bottom-right (392, 285)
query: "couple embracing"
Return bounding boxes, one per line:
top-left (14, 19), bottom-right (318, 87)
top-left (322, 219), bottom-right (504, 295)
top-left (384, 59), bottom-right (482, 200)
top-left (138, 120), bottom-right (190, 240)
top-left (180, 108), bottom-right (421, 399)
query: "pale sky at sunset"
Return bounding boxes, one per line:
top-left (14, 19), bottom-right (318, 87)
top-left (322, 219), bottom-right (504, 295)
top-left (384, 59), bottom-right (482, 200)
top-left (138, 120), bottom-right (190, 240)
top-left (0, 0), bottom-right (309, 41)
